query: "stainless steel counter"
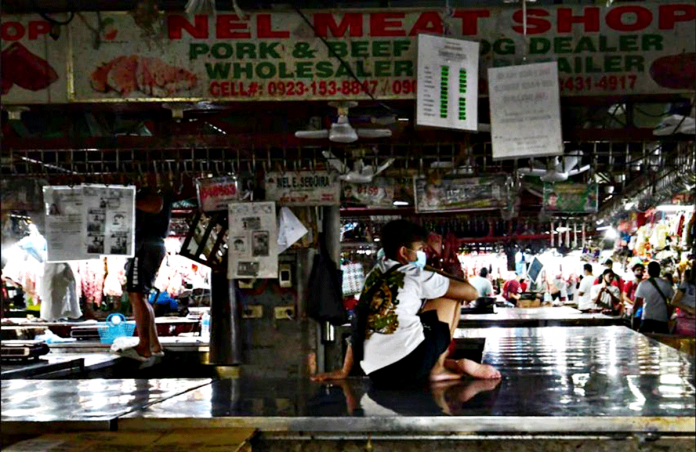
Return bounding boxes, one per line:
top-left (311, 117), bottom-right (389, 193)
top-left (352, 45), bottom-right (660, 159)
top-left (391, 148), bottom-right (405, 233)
top-left (459, 307), bottom-right (623, 328)
top-left (1, 378), bottom-right (212, 434)
top-left (118, 326), bottom-right (694, 434)
top-left (1, 353), bottom-right (121, 379)
top-left (2, 326), bottom-right (693, 437)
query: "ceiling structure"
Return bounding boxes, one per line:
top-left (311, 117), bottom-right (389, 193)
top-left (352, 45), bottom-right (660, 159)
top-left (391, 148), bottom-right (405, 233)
top-left (2, 0), bottom-right (695, 223)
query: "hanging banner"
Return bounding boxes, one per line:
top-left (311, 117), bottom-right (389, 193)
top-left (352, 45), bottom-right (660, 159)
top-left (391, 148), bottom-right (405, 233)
top-left (489, 62), bottom-right (563, 160)
top-left (196, 175), bottom-right (240, 212)
top-left (43, 185), bottom-right (135, 262)
top-left (265, 171), bottom-right (340, 206)
top-left (414, 176), bottom-right (509, 213)
top-left (1, 14), bottom-right (68, 104)
top-left (416, 34), bottom-right (479, 131)
top-left (83, 185), bottom-right (136, 257)
top-left (228, 202), bottom-right (278, 279)
top-left (44, 186), bottom-right (89, 262)
top-left (342, 178), bottom-right (395, 207)
top-left (4, 4), bottom-right (692, 104)
top-left (543, 182), bottom-right (599, 213)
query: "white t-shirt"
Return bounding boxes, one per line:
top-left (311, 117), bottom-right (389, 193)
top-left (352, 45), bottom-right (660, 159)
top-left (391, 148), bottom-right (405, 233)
top-left (577, 275), bottom-right (595, 310)
top-left (360, 259), bottom-right (450, 375)
top-left (590, 284), bottom-right (620, 309)
top-left (469, 276), bottom-right (493, 298)
top-left (635, 278), bottom-right (675, 322)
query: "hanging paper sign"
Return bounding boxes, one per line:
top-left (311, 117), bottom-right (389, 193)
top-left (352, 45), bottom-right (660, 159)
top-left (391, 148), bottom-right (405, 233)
top-left (82, 185), bottom-right (136, 257)
top-left (543, 182), bottom-right (599, 213)
top-left (416, 34), bottom-right (479, 131)
top-left (265, 171), bottom-right (340, 206)
top-left (228, 202), bottom-right (278, 279)
top-left (43, 185), bottom-right (135, 262)
top-left (342, 178), bottom-right (395, 207)
top-left (196, 175), bottom-right (240, 212)
top-left (414, 176), bottom-right (509, 213)
top-left (489, 62), bottom-right (563, 160)
top-left (44, 186), bottom-right (89, 262)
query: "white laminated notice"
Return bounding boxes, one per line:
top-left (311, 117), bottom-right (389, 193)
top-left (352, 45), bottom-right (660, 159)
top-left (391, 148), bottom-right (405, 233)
top-left (228, 202), bottom-right (278, 279)
top-left (82, 185), bottom-right (136, 257)
top-left (488, 62), bottom-right (563, 160)
top-left (43, 184), bottom-right (135, 262)
top-left (44, 186), bottom-right (89, 262)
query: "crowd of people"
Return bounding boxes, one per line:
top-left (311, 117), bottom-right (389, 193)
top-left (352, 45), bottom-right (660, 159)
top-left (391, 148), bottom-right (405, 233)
top-left (574, 259), bottom-right (694, 336)
top-left (463, 257), bottom-right (694, 336)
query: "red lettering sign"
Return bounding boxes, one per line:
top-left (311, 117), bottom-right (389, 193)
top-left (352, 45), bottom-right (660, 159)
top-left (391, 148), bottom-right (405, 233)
top-left (452, 10), bottom-right (490, 36)
top-left (409, 12), bottom-right (443, 36)
top-left (313, 13), bottom-right (363, 38)
top-left (658, 4), bottom-right (695, 30)
top-left (512, 8), bottom-right (552, 35)
top-left (606, 6), bottom-right (653, 32)
top-left (168, 14), bottom-right (208, 39)
top-left (257, 14), bottom-right (290, 38)
top-left (217, 14), bottom-right (251, 39)
top-left (370, 13), bottom-right (406, 37)
top-left (557, 7), bottom-right (600, 33)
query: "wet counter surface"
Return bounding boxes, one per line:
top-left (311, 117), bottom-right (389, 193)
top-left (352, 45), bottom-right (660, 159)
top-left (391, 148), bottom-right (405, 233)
top-left (2, 327), bottom-right (693, 435)
top-left (1, 352), bottom-right (120, 379)
top-left (1, 378), bottom-right (212, 433)
top-left (459, 306), bottom-right (624, 328)
top-left (120, 326), bottom-right (694, 434)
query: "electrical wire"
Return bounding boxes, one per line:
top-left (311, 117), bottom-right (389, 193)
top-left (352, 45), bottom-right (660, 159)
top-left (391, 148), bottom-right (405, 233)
top-left (30, 0), bottom-right (75, 25)
top-left (293, 6), bottom-right (397, 115)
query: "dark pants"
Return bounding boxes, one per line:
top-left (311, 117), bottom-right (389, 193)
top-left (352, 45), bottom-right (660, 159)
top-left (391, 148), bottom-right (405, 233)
top-left (639, 319), bottom-right (669, 334)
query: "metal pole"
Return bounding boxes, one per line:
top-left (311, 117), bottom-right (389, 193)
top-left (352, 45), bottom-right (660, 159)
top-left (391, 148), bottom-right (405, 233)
top-left (209, 268), bottom-right (241, 366)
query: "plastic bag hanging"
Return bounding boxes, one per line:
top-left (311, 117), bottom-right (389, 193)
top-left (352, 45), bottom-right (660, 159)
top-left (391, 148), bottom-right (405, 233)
top-left (277, 207), bottom-right (308, 254)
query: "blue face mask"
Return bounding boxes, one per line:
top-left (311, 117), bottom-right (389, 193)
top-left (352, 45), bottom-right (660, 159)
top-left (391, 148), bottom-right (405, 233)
top-left (407, 248), bottom-right (427, 269)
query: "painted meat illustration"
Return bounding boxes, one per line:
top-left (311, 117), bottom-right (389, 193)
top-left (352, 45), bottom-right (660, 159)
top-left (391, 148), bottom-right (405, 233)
top-left (91, 55), bottom-right (197, 97)
top-left (1, 42), bottom-right (59, 92)
top-left (1, 77), bottom-right (12, 95)
top-left (650, 53), bottom-right (696, 90)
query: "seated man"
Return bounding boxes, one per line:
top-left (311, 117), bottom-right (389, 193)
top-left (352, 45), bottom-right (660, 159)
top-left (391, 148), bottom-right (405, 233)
top-left (313, 220), bottom-right (500, 386)
top-left (469, 268), bottom-right (494, 299)
top-left (502, 274), bottom-right (524, 306)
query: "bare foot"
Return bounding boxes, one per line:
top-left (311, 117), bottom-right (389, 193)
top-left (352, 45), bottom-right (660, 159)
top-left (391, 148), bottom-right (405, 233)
top-left (133, 345), bottom-right (152, 358)
top-left (429, 366), bottom-right (464, 382)
top-left (447, 359), bottom-right (501, 379)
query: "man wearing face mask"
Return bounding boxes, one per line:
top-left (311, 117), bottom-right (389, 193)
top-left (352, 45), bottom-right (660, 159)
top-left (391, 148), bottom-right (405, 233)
top-left (313, 220), bottom-right (501, 386)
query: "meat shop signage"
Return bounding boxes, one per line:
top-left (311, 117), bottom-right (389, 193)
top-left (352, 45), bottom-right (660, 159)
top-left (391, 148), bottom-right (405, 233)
top-left (2, 4), bottom-right (694, 104)
top-left (1, 16), bottom-right (68, 104)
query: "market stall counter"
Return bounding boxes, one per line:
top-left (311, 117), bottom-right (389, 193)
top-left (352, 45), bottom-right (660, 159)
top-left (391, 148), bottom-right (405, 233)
top-left (2, 327), bottom-right (693, 449)
top-left (459, 306), bottom-right (624, 328)
top-left (123, 328), bottom-right (690, 438)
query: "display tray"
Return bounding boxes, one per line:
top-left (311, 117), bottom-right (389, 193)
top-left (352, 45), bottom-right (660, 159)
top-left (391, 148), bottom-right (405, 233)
top-left (459, 306), bottom-right (624, 328)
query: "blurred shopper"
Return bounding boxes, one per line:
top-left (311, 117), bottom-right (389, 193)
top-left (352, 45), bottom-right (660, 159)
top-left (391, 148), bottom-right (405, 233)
top-left (622, 263), bottom-right (645, 329)
top-left (469, 268), bottom-right (493, 298)
top-left (502, 274), bottom-right (524, 306)
top-left (635, 261), bottom-right (674, 334)
top-left (577, 264), bottom-right (595, 311)
top-left (591, 269), bottom-right (622, 315)
top-left (671, 269), bottom-right (695, 336)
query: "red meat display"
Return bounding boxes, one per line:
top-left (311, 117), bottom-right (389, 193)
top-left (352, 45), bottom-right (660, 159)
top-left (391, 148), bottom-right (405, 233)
top-left (1, 42), bottom-right (59, 91)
